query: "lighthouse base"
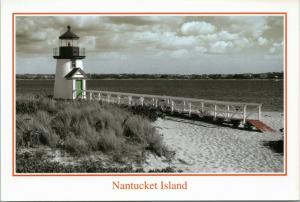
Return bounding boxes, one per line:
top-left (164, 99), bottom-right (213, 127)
top-left (53, 59), bottom-right (86, 100)
top-left (54, 79), bottom-right (86, 100)
top-left (54, 79), bottom-right (74, 99)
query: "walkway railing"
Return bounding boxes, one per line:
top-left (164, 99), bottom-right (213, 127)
top-left (73, 90), bottom-right (262, 124)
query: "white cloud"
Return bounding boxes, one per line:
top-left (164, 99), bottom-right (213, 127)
top-left (181, 21), bottom-right (216, 35)
top-left (218, 30), bottom-right (239, 41)
top-left (269, 42), bottom-right (283, 54)
top-left (163, 33), bottom-right (197, 48)
top-left (132, 31), bottom-right (162, 45)
top-left (210, 41), bottom-right (233, 53)
top-left (233, 37), bottom-right (253, 49)
top-left (132, 31), bottom-right (198, 49)
top-left (257, 37), bottom-right (268, 46)
top-left (229, 16), bottom-right (270, 38)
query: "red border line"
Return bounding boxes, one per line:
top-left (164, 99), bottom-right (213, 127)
top-left (12, 13), bottom-right (15, 176)
top-left (284, 13), bottom-right (288, 174)
top-left (12, 12), bottom-right (288, 177)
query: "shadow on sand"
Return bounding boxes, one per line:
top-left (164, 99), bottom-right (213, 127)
top-left (263, 140), bottom-right (284, 154)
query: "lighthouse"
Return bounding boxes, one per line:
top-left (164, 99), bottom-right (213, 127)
top-left (53, 25), bottom-right (87, 99)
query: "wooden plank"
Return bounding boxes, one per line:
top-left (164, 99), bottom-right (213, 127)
top-left (247, 120), bottom-right (276, 132)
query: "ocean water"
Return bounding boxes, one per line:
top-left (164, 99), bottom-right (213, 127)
top-left (16, 79), bottom-right (283, 111)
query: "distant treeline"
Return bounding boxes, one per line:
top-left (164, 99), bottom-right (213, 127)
top-left (16, 72), bottom-right (283, 80)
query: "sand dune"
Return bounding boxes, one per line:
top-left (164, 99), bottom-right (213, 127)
top-left (144, 112), bottom-right (284, 173)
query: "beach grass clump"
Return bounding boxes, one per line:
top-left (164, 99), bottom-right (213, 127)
top-left (123, 116), bottom-right (167, 156)
top-left (16, 95), bottom-right (169, 163)
top-left (63, 133), bottom-right (90, 154)
top-left (16, 110), bottom-right (59, 148)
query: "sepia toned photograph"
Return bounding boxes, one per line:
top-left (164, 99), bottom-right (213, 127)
top-left (15, 15), bottom-right (284, 174)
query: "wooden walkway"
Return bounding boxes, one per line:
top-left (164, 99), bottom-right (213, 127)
top-left (74, 90), bottom-right (262, 125)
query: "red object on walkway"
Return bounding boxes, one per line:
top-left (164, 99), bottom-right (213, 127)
top-left (247, 120), bottom-right (276, 132)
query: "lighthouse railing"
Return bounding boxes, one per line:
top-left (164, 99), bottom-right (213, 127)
top-left (53, 48), bottom-right (59, 57)
top-left (79, 48), bottom-right (85, 57)
top-left (53, 47), bottom-right (85, 57)
top-left (76, 90), bottom-right (262, 123)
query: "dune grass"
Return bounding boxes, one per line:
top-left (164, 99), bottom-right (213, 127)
top-left (16, 94), bottom-right (171, 171)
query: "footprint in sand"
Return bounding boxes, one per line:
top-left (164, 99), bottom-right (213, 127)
top-left (177, 158), bottom-right (193, 165)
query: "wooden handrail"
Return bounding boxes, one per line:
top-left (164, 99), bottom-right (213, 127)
top-left (81, 90), bottom-right (262, 107)
top-left (73, 89), bottom-right (262, 122)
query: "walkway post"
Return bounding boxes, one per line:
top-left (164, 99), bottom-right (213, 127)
top-left (89, 91), bottom-right (92, 101)
top-left (82, 90), bottom-right (84, 99)
top-left (188, 103), bottom-right (192, 117)
top-left (128, 96), bottom-right (132, 106)
top-left (107, 94), bottom-right (110, 103)
top-left (98, 92), bottom-right (101, 101)
top-left (171, 101), bottom-right (174, 113)
top-left (117, 96), bottom-right (121, 105)
top-left (214, 104), bottom-right (217, 119)
top-left (258, 105), bottom-right (262, 120)
top-left (227, 105), bottom-right (230, 119)
top-left (243, 105), bottom-right (247, 124)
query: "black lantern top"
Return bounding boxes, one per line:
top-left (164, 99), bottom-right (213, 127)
top-left (59, 25), bottom-right (79, 39)
top-left (53, 25), bottom-right (85, 59)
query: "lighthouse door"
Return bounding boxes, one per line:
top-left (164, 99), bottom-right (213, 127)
top-left (76, 80), bottom-right (83, 97)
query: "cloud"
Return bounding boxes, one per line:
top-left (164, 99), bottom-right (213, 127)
top-left (257, 37), bottom-right (268, 46)
top-left (210, 41), bottom-right (233, 54)
top-left (181, 21), bottom-right (216, 35)
top-left (233, 37), bottom-right (253, 49)
top-left (16, 16), bottom-right (282, 55)
top-left (124, 31), bottom-right (198, 50)
top-left (217, 30), bottom-right (239, 41)
top-left (269, 42), bottom-right (283, 54)
top-left (228, 16), bottom-right (270, 38)
top-left (15, 16), bottom-right (284, 74)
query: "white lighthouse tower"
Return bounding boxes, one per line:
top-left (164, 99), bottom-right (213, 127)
top-left (53, 25), bottom-right (87, 99)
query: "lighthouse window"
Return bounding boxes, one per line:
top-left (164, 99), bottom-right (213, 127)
top-left (71, 60), bottom-right (76, 67)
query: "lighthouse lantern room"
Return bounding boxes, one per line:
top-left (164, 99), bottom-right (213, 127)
top-left (53, 25), bottom-right (87, 99)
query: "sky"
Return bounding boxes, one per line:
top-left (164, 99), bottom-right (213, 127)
top-left (16, 15), bottom-right (284, 74)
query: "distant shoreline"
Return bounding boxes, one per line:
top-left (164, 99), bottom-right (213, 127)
top-left (16, 78), bottom-right (284, 81)
top-left (16, 72), bottom-right (283, 80)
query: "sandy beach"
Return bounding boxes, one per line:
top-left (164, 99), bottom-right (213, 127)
top-left (144, 112), bottom-right (284, 173)
top-left (16, 111), bottom-right (284, 174)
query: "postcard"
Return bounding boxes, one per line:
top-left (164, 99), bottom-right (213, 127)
top-left (1, 0), bottom-right (299, 201)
